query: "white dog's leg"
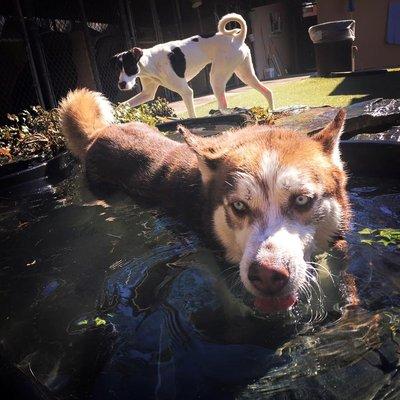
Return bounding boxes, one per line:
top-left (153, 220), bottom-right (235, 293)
top-left (210, 64), bottom-right (231, 110)
top-left (125, 79), bottom-right (159, 108)
top-left (169, 79), bottom-right (196, 118)
top-left (235, 56), bottom-right (274, 110)
top-left (182, 89), bottom-right (196, 118)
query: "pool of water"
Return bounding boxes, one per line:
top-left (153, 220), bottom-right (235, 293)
top-left (0, 168), bottom-right (399, 400)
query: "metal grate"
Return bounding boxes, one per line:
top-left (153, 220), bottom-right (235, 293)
top-left (35, 16), bottom-right (79, 105)
top-left (85, 1), bottom-right (133, 103)
top-left (0, 0), bottom-right (133, 120)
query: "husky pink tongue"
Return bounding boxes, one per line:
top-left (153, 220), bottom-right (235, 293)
top-left (254, 294), bottom-right (297, 314)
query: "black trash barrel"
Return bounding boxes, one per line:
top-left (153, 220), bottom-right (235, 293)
top-left (309, 20), bottom-right (356, 76)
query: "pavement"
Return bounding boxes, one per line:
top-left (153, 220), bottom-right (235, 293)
top-left (169, 74), bottom-right (311, 114)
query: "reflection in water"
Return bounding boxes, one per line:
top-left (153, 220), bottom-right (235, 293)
top-left (0, 173), bottom-right (399, 399)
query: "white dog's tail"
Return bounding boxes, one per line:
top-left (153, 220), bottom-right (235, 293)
top-left (218, 13), bottom-right (247, 44)
top-left (59, 88), bottom-right (114, 161)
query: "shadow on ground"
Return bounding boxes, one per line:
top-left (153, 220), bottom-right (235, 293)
top-left (329, 70), bottom-right (400, 105)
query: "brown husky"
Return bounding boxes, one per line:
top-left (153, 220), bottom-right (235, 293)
top-left (60, 89), bottom-right (350, 314)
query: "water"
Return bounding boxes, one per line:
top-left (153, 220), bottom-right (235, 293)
top-left (0, 169), bottom-right (399, 400)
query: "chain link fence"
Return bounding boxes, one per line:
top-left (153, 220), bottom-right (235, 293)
top-left (0, 0), bottom-right (248, 121)
top-left (0, 15), bottom-right (40, 122)
top-left (0, 0), bottom-right (133, 121)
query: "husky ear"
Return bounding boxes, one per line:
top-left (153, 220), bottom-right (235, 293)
top-left (312, 109), bottom-right (346, 165)
top-left (178, 125), bottom-right (225, 184)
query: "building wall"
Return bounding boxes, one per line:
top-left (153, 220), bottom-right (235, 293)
top-left (250, 3), bottom-right (293, 80)
top-left (317, 0), bottom-right (400, 70)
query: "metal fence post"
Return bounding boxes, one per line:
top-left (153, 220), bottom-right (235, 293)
top-left (78, 0), bottom-right (103, 92)
top-left (150, 0), bottom-right (163, 44)
top-left (124, 0), bottom-right (137, 46)
top-left (173, 0), bottom-right (183, 39)
top-left (14, 0), bottom-right (45, 108)
top-left (118, 0), bottom-right (133, 48)
top-left (29, 23), bottom-right (57, 108)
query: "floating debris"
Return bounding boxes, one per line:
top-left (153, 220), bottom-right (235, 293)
top-left (359, 227), bottom-right (400, 248)
top-left (26, 260), bottom-right (37, 267)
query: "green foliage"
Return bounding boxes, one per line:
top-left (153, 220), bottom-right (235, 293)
top-left (247, 106), bottom-right (275, 125)
top-left (114, 97), bottom-right (176, 125)
top-left (208, 105), bottom-right (275, 124)
top-left (145, 97), bottom-right (177, 118)
top-left (359, 227), bottom-right (400, 248)
top-left (114, 102), bottom-right (158, 126)
top-left (0, 106), bottom-right (64, 165)
top-left (0, 97), bottom-right (176, 166)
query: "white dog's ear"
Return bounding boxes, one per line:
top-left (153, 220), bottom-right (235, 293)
top-left (312, 109), bottom-right (346, 165)
top-left (131, 47), bottom-right (143, 61)
top-left (178, 125), bottom-right (226, 184)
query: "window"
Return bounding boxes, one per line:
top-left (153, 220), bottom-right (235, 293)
top-left (269, 12), bottom-right (282, 34)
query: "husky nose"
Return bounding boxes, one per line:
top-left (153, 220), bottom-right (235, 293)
top-left (248, 261), bottom-right (290, 295)
top-left (119, 81), bottom-right (127, 89)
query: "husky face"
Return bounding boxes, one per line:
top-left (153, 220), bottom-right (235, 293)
top-left (179, 110), bottom-right (349, 313)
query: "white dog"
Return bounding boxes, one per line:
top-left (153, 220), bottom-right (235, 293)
top-left (112, 13), bottom-right (274, 117)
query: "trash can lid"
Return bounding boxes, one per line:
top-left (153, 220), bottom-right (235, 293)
top-left (309, 20), bottom-right (355, 43)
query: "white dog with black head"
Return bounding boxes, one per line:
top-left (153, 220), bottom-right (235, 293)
top-left (112, 13), bottom-right (273, 118)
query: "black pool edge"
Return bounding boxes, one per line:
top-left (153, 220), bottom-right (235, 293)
top-left (340, 140), bottom-right (400, 179)
top-left (0, 151), bottom-right (75, 194)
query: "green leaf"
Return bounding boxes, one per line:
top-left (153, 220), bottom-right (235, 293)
top-left (378, 229), bottom-right (400, 239)
top-left (360, 239), bottom-right (374, 245)
top-left (377, 239), bottom-right (396, 247)
top-left (358, 228), bottom-right (376, 235)
top-left (77, 319), bottom-right (88, 326)
top-left (94, 317), bottom-right (106, 326)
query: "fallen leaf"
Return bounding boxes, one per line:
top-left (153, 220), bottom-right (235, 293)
top-left (360, 239), bottom-right (373, 246)
top-left (26, 260), bottom-right (37, 267)
top-left (94, 317), bottom-right (106, 326)
top-left (0, 148), bottom-right (12, 159)
top-left (358, 228), bottom-right (376, 235)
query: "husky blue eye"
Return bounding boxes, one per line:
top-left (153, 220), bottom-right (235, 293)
top-left (294, 195), bottom-right (315, 209)
top-left (295, 195), bottom-right (309, 206)
top-left (232, 201), bottom-right (247, 213)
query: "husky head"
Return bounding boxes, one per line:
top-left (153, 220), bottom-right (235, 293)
top-left (179, 110), bottom-right (349, 313)
top-left (112, 47), bottom-right (143, 91)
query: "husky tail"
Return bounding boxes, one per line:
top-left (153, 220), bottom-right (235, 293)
top-left (218, 13), bottom-right (247, 45)
top-left (59, 88), bottom-right (114, 161)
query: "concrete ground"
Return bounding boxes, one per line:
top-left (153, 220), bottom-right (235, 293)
top-left (169, 74), bottom-right (311, 114)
